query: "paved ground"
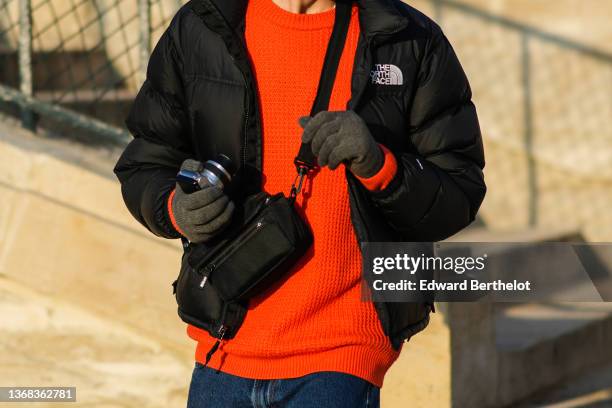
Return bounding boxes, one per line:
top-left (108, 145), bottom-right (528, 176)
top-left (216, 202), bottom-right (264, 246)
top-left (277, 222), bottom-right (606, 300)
top-left (0, 277), bottom-right (192, 408)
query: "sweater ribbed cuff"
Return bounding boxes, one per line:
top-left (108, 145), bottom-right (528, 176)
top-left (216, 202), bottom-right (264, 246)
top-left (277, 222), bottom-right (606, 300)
top-left (167, 188), bottom-right (186, 237)
top-left (355, 144), bottom-right (398, 192)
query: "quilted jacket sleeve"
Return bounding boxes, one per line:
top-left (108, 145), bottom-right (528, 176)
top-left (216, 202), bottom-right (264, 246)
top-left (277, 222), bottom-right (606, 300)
top-left (114, 21), bottom-right (190, 238)
top-left (367, 25), bottom-right (486, 241)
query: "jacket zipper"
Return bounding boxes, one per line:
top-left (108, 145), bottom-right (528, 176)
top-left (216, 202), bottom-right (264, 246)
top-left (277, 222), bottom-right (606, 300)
top-left (241, 73), bottom-right (250, 169)
top-left (234, 29), bottom-right (261, 171)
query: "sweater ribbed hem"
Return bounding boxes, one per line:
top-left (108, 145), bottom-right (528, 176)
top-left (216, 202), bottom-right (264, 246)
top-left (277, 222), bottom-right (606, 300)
top-left (190, 327), bottom-right (400, 388)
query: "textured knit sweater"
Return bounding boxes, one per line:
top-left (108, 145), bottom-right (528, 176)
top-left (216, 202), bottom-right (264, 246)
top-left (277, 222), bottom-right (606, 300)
top-left (186, 0), bottom-right (399, 387)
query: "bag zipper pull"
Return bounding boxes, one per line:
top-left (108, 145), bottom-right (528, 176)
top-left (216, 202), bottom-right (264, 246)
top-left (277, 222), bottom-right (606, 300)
top-left (203, 324), bottom-right (227, 367)
top-left (199, 264), bottom-right (215, 288)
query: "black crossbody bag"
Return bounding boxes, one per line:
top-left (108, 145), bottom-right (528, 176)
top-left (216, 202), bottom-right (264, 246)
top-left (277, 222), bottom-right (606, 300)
top-left (173, 1), bottom-right (353, 345)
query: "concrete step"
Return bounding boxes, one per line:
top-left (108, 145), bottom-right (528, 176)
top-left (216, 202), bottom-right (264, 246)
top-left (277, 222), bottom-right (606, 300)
top-left (493, 301), bottom-right (612, 405)
top-left (517, 361), bottom-right (612, 407)
top-left (445, 226), bottom-right (599, 306)
top-left (462, 298), bottom-right (612, 406)
top-left (446, 225), bottom-right (583, 243)
top-left (0, 48), bottom-right (126, 91)
top-left (496, 302), bottom-right (612, 351)
top-left (445, 226), bottom-right (612, 407)
top-left (449, 300), bottom-right (612, 407)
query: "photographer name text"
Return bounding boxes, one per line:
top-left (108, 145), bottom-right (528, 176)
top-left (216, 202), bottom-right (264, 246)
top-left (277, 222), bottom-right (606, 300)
top-left (372, 279), bottom-right (532, 292)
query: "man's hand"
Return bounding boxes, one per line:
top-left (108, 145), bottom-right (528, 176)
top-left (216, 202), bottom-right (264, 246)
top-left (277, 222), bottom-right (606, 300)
top-left (170, 159), bottom-right (235, 243)
top-left (300, 111), bottom-right (383, 178)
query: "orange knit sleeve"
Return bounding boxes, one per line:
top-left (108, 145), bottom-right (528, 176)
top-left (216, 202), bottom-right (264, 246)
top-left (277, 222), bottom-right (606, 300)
top-left (355, 144), bottom-right (398, 192)
top-left (167, 188), bottom-right (186, 236)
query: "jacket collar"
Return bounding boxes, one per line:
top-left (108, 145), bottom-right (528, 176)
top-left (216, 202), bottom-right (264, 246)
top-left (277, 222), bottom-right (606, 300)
top-left (206, 0), bottom-right (409, 38)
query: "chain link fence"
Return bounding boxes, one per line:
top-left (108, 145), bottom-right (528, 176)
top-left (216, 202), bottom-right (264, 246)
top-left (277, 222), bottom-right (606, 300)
top-left (0, 0), bottom-right (186, 142)
top-left (0, 0), bottom-right (611, 240)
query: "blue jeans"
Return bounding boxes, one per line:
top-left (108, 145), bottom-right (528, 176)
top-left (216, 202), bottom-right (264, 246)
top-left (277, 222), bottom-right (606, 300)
top-left (187, 363), bottom-right (380, 408)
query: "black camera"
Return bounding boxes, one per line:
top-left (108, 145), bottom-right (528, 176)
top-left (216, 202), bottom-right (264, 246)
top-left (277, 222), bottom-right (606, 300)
top-left (176, 154), bottom-right (236, 194)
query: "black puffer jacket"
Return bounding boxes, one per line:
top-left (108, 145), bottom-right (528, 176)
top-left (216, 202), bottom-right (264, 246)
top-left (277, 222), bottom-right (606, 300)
top-left (114, 0), bottom-right (486, 348)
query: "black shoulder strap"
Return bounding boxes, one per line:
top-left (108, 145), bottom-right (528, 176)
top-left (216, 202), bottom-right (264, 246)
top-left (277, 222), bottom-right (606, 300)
top-left (293, 0), bottom-right (353, 172)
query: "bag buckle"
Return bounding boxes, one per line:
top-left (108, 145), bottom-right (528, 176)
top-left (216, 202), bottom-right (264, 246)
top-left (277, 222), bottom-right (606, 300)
top-left (290, 165), bottom-right (309, 202)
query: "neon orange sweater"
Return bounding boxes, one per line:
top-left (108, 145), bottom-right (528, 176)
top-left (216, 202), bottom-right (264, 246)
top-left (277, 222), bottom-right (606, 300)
top-left (187, 0), bottom-right (399, 387)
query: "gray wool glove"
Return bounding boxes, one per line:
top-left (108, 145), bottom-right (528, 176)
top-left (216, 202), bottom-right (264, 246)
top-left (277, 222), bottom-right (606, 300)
top-left (299, 110), bottom-right (383, 178)
top-left (170, 159), bottom-right (235, 243)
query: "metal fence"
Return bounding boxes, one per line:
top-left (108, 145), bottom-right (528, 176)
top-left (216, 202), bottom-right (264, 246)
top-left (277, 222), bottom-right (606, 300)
top-left (0, 0), bottom-right (610, 143)
top-left (0, 0), bottom-right (611, 238)
top-left (0, 0), bottom-right (185, 143)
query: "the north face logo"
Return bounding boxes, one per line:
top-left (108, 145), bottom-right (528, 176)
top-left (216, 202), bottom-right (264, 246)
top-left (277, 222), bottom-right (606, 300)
top-left (370, 64), bottom-right (403, 85)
